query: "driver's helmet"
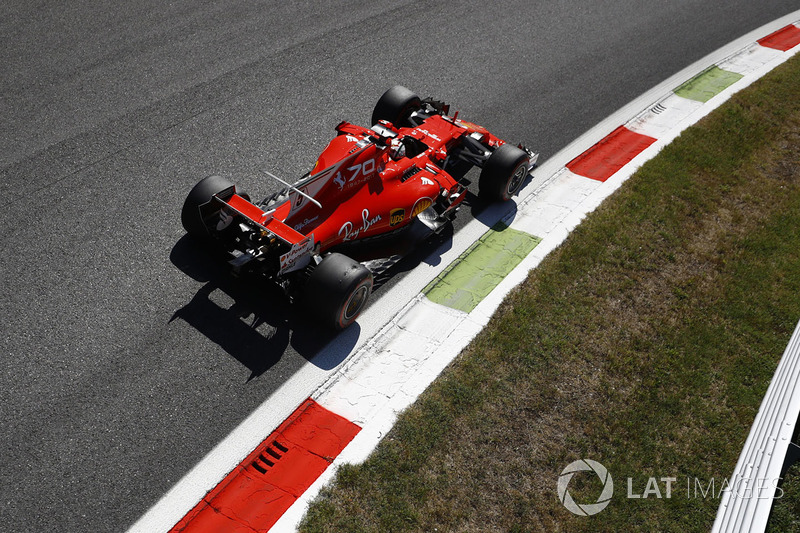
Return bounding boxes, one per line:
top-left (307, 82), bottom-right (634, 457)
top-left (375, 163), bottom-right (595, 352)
top-left (390, 137), bottom-right (407, 160)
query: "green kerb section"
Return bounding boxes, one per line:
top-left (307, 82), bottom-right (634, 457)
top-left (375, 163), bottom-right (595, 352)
top-left (674, 66), bottom-right (744, 103)
top-left (424, 224), bottom-right (541, 313)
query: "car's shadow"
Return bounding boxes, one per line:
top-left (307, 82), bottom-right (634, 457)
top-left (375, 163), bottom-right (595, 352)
top-left (170, 235), bottom-right (361, 380)
top-left (168, 185), bottom-right (521, 382)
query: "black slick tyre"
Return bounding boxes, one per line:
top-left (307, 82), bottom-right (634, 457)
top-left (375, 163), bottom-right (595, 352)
top-left (181, 175), bottom-right (235, 239)
top-left (301, 253), bottom-right (373, 331)
top-left (371, 86), bottom-right (421, 127)
top-left (478, 144), bottom-right (530, 202)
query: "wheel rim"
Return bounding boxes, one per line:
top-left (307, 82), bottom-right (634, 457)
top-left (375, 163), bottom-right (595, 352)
top-left (506, 164), bottom-right (527, 196)
top-left (343, 284), bottom-right (370, 322)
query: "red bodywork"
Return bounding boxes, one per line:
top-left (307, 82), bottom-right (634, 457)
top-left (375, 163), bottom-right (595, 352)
top-left (221, 114), bottom-right (505, 257)
top-left (182, 90), bottom-right (536, 329)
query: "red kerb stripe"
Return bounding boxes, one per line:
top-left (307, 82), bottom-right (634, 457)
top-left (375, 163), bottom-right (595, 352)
top-left (566, 126), bottom-right (657, 182)
top-left (170, 399), bottom-right (360, 532)
top-left (758, 24), bottom-right (800, 51)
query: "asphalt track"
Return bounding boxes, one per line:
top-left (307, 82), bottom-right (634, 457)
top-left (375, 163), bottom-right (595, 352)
top-left (1, 1), bottom-right (798, 531)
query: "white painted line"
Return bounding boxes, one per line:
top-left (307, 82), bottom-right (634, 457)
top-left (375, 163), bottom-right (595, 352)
top-left (315, 296), bottom-right (466, 423)
top-left (718, 42), bottom-right (787, 76)
top-left (626, 93), bottom-right (703, 138)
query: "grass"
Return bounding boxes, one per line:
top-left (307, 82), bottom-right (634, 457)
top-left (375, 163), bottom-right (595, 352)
top-left (300, 54), bottom-right (800, 532)
top-left (768, 460), bottom-right (800, 533)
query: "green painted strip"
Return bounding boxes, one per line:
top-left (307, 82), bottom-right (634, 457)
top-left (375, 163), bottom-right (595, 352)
top-left (424, 223), bottom-right (541, 312)
top-left (674, 66), bottom-right (744, 103)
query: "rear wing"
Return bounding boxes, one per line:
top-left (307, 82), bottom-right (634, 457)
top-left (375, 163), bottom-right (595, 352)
top-left (212, 193), bottom-right (307, 246)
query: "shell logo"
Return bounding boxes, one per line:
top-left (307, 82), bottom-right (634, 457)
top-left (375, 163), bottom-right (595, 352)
top-left (411, 197), bottom-right (433, 218)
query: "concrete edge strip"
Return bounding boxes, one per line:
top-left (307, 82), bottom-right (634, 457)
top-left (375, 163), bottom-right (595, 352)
top-left (132, 13), bottom-right (800, 533)
top-left (711, 320), bottom-right (800, 533)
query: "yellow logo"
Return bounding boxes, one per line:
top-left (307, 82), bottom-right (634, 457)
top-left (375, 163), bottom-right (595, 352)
top-left (390, 208), bottom-right (405, 226)
top-left (411, 198), bottom-right (433, 217)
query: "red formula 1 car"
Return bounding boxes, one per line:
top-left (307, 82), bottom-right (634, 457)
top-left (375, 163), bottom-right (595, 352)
top-left (181, 86), bottom-right (538, 330)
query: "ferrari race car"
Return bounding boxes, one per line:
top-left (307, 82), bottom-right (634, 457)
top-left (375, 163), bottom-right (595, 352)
top-left (181, 86), bottom-right (538, 330)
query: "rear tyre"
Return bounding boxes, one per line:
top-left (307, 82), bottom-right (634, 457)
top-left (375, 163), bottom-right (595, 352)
top-left (301, 253), bottom-right (373, 331)
top-left (181, 175), bottom-right (235, 239)
top-left (372, 86), bottom-right (422, 127)
top-left (478, 144), bottom-right (530, 202)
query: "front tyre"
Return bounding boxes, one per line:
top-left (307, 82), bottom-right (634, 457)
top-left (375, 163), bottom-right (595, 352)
top-left (478, 144), bottom-right (530, 202)
top-left (181, 175), bottom-right (235, 238)
top-left (372, 86), bottom-right (421, 127)
top-left (301, 253), bottom-right (373, 331)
